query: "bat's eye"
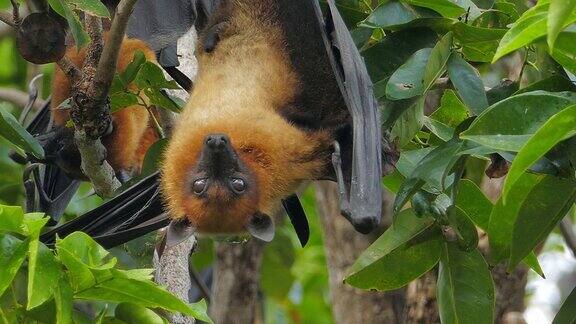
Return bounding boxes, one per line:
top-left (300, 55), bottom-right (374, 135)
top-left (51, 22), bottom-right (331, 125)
top-left (230, 178), bottom-right (246, 193)
top-left (192, 179), bottom-right (207, 195)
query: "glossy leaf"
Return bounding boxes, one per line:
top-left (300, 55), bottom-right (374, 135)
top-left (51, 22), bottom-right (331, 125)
top-left (54, 278), bottom-right (73, 324)
top-left (447, 206), bottom-right (479, 251)
top-left (551, 31), bottom-right (576, 74)
top-left (135, 62), bottom-right (180, 90)
top-left (461, 91), bottom-right (576, 151)
top-left (509, 176), bottom-right (576, 269)
top-left (345, 210), bottom-right (440, 291)
top-left (75, 278), bottom-right (212, 323)
top-left (115, 303), bottom-right (165, 324)
top-left (437, 243), bottom-right (494, 324)
top-left (447, 53), bottom-right (488, 115)
top-left (452, 22), bottom-right (507, 62)
top-left (110, 92), bottom-right (140, 112)
top-left (547, 0), bottom-right (576, 49)
top-left (0, 107), bottom-right (44, 159)
top-left (386, 48), bottom-right (431, 100)
top-left (422, 32), bottom-right (453, 94)
top-left (140, 139), bottom-right (169, 176)
top-left (493, 3), bottom-right (576, 62)
top-left (455, 179), bottom-right (492, 230)
top-left (553, 285), bottom-right (576, 324)
top-left (0, 204), bottom-right (25, 234)
top-left (66, 0), bottom-right (110, 18)
top-left (431, 90), bottom-right (469, 128)
top-left (404, 0), bottom-right (466, 18)
top-left (48, 0), bottom-right (90, 48)
top-left (122, 51), bottom-right (147, 85)
top-left (363, 1), bottom-right (418, 29)
top-left (488, 173), bottom-right (542, 264)
top-left (503, 104), bottom-right (576, 201)
top-left (0, 235), bottom-right (29, 297)
top-left (27, 240), bottom-right (61, 309)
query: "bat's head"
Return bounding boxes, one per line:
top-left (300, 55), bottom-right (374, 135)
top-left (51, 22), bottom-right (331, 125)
top-left (160, 108), bottom-right (333, 242)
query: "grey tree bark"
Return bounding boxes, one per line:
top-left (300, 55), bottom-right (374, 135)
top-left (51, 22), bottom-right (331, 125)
top-left (210, 240), bottom-right (265, 324)
top-left (314, 181), bottom-right (406, 324)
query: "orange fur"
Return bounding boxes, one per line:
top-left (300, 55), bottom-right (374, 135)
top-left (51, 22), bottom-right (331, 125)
top-left (51, 35), bottom-right (158, 173)
top-left (161, 2), bottom-right (333, 234)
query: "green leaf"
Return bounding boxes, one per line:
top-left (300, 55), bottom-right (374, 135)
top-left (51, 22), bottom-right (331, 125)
top-left (135, 62), bottom-right (180, 90)
top-left (523, 252), bottom-right (545, 278)
top-left (488, 173), bottom-right (542, 264)
top-left (110, 92), bottom-right (140, 113)
top-left (48, 0), bottom-right (90, 48)
top-left (509, 176), bottom-right (576, 269)
top-left (430, 90), bottom-right (469, 128)
top-left (54, 278), bottom-right (73, 324)
top-left (422, 32), bottom-right (453, 94)
top-left (115, 303), bottom-right (165, 324)
top-left (66, 0), bottom-right (110, 18)
top-left (517, 74), bottom-right (576, 93)
top-left (403, 0), bottom-right (466, 18)
top-left (0, 108), bottom-right (44, 159)
top-left (551, 31), bottom-right (576, 75)
top-left (55, 232), bottom-right (114, 291)
top-left (345, 210), bottom-right (440, 291)
top-left (424, 117), bottom-right (454, 142)
top-left (386, 48), bottom-right (432, 100)
top-left (23, 213), bottom-right (49, 238)
top-left (143, 88), bottom-right (182, 113)
top-left (461, 91), bottom-right (576, 151)
top-left (75, 278), bottom-right (212, 323)
top-left (391, 97), bottom-right (425, 146)
top-left (553, 285), bottom-right (576, 324)
top-left (503, 105), bottom-right (576, 201)
top-left (446, 206), bottom-right (479, 251)
top-left (27, 241), bottom-right (61, 309)
top-left (547, 0), bottom-right (576, 50)
top-left (141, 139), bottom-right (169, 176)
top-left (363, 28), bottom-right (437, 98)
top-left (455, 179), bottom-right (492, 230)
top-left (0, 204), bottom-right (25, 234)
top-left (453, 22), bottom-right (507, 62)
top-left (493, 3), bottom-right (576, 62)
top-left (437, 243), bottom-right (495, 324)
top-left (447, 53), bottom-right (488, 115)
top-left (363, 1), bottom-right (419, 29)
top-left (0, 235), bottom-right (29, 297)
top-left (122, 51), bottom-right (147, 85)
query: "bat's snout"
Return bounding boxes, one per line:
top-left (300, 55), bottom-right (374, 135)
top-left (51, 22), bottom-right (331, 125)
top-left (205, 134), bottom-right (229, 150)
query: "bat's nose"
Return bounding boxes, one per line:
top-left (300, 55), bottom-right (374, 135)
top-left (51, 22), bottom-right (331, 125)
top-left (205, 134), bottom-right (229, 150)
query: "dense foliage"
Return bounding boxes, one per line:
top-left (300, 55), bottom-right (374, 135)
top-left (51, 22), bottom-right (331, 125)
top-left (0, 0), bottom-right (575, 323)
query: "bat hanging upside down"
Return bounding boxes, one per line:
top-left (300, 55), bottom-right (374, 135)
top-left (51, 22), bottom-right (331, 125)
top-left (161, 0), bottom-right (386, 243)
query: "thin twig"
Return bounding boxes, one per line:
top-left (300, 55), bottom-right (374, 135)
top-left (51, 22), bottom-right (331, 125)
top-left (94, 0), bottom-right (138, 99)
top-left (0, 11), bottom-right (16, 28)
top-left (560, 217), bottom-right (576, 258)
top-left (9, 0), bottom-right (19, 25)
top-left (0, 87), bottom-right (45, 110)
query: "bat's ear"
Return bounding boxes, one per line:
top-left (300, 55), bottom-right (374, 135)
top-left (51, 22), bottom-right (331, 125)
top-left (246, 212), bottom-right (275, 242)
top-left (165, 219), bottom-right (196, 250)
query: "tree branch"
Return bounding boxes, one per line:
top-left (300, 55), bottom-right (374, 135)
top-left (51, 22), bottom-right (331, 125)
top-left (0, 11), bottom-right (16, 28)
top-left (0, 87), bottom-right (44, 110)
top-left (57, 57), bottom-right (82, 83)
top-left (560, 217), bottom-right (576, 257)
top-left (154, 230), bottom-right (197, 324)
top-left (83, 15), bottom-right (103, 71)
top-left (74, 130), bottom-right (121, 196)
top-left (94, 0), bottom-right (138, 99)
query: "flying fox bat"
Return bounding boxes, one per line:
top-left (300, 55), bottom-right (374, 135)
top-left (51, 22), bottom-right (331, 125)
top-left (38, 0), bottom-right (393, 249)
